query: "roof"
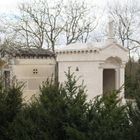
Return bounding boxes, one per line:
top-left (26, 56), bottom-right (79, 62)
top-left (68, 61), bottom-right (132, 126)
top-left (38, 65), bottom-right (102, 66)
top-left (56, 42), bottom-right (105, 51)
top-left (56, 40), bottom-right (128, 54)
top-left (0, 47), bottom-right (55, 58)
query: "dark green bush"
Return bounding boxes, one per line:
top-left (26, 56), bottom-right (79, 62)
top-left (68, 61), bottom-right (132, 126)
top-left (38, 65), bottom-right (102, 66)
top-left (0, 82), bottom-right (23, 140)
top-left (11, 69), bottom-right (131, 140)
top-left (1, 68), bottom-right (140, 140)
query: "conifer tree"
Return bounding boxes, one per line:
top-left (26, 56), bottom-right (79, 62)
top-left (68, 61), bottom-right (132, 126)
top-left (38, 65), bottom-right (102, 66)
top-left (0, 82), bottom-right (23, 140)
top-left (11, 69), bottom-right (131, 140)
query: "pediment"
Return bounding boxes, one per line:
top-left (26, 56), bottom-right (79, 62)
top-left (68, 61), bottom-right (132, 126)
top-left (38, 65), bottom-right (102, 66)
top-left (100, 42), bottom-right (129, 62)
top-left (102, 43), bottom-right (128, 52)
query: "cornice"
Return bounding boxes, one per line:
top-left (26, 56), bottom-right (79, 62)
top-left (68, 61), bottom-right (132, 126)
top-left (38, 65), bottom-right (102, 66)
top-left (56, 48), bottom-right (101, 55)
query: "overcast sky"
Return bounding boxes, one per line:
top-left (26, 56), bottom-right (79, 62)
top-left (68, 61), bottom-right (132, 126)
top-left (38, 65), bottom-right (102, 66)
top-left (0, 0), bottom-right (138, 18)
top-left (0, 0), bottom-right (113, 14)
top-left (0, 0), bottom-right (138, 16)
top-left (0, 0), bottom-right (137, 40)
top-left (0, 0), bottom-right (139, 58)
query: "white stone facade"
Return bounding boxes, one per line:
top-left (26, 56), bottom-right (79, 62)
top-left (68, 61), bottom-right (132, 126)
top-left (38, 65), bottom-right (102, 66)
top-left (0, 49), bottom-right (56, 101)
top-left (11, 58), bottom-right (55, 100)
top-left (0, 40), bottom-right (128, 101)
top-left (56, 41), bottom-right (128, 99)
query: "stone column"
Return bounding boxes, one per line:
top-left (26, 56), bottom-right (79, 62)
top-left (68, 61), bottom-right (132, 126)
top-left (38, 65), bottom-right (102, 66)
top-left (115, 68), bottom-right (120, 90)
top-left (120, 67), bottom-right (125, 94)
top-left (100, 68), bottom-right (103, 95)
top-left (98, 65), bottom-right (103, 95)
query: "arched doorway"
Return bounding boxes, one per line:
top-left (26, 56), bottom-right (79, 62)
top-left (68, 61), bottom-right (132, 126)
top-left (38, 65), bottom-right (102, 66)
top-left (101, 56), bottom-right (122, 95)
top-left (103, 69), bottom-right (116, 94)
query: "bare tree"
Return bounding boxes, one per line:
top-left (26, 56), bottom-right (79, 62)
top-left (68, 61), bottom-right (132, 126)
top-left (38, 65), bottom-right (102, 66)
top-left (108, 0), bottom-right (140, 54)
top-left (16, 0), bottom-right (65, 52)
top-left (10, 0), bottom-right (98, 52)
top-left (108, 0), bottom-right (140, 74)
top-left (63, 1), bottom-right (98, 44)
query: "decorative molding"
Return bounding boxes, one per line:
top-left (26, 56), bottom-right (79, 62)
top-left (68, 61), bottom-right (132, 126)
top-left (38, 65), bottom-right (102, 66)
top-left (56, 48), bottom-right (100, 55)
top-left (101, 42), bottom-right (128, 52)
top-left (99, 56), bottom-right (123, 69)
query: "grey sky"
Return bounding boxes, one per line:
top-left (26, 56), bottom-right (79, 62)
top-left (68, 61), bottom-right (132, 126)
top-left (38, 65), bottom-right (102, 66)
top-left (0, 0), bottom-right (139, 59)
top-left (0, 0), bottom-right (113, 14)
top-left (0, 0), bottom-right (137, 39)
top-left (0, 0), bottom-right (139, 19)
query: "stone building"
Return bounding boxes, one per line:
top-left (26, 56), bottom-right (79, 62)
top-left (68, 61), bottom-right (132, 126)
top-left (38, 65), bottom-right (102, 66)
top-left (0, 48), bottom-right (55, 101)
top-left (56, 20), bottom-right (128, 99)
top-left (0, 20), bottom-right (129, 100)
top-left (56, 41), bottom-right (128, 99)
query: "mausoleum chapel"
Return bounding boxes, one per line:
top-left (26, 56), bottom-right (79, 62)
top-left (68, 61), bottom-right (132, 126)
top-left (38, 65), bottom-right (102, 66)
top-left (0, 20), bottom-right (128, 100)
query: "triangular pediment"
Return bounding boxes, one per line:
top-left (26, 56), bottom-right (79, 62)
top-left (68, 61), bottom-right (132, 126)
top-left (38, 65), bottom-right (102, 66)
top-left (102, 43), bottom-right (128, 52)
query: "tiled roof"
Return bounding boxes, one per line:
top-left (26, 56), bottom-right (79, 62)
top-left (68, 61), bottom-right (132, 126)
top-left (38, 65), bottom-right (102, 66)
top-left (0, 47), bottom-right (55, 58)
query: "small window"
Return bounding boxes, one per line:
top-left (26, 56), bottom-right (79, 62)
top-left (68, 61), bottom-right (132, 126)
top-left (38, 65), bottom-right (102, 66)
top-left (33, 68), bottom-right (38, 74)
